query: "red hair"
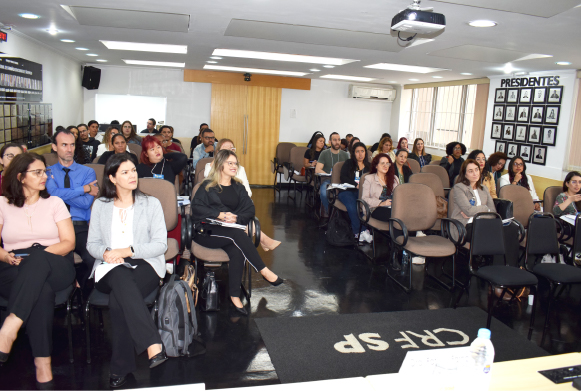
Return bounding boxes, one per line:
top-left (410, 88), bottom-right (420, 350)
top-left (370, 153), bottom-right (395, 195)
top-left (140, 135), bottom-right (163, 166)
top-left (397, 137), bottom-right (408, 150)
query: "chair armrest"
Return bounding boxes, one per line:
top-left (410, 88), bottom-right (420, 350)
top-left (388, 217), bottom-right (408, 246)
top-left (440, 217), bottom-right (466, 247)
top-left (247, 217), bottom-right (261, 248)
top-left (510, 219), bottom-right (526, 243)
top-left (185, 214), bottom-right (193, 251)
top-left (327, 187), bottom-right (338, 206)
top-left (356, 199), bottom-right (371, 224)
top-left (443, 187), bottom-right (451, 191)
top-left (180, 207), bottom-right (187, 253)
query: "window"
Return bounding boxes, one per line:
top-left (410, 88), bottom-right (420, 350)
top-left (408, 85), bottom-right (477, 149)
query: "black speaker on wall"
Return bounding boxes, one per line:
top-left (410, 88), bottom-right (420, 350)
top-left (82, 66), bottom-right (101, 90)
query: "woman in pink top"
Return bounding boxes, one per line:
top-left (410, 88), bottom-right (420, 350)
top-left (0, 153), bottom-right (75, 387)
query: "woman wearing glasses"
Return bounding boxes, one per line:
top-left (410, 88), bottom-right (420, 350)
top-left (0, 143), bottom-right (24, 196)
top-left (192, 150), bottom-right (283, 315)
top-left (0, 153), bottom-right (75, 387)
top-left (499, 156), bottom-right (540, 210)
top-left (467, 150), bottom-right (497, 199)
top-left (440, 142), bottom-right (466, 184)
top-left (553, 171), bottom-right (581, 217)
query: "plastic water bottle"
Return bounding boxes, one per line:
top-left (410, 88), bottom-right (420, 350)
top-left (470, 328), bottom-right (495, 391)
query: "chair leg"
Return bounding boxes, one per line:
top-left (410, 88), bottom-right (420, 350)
top-left (85, 300), bottom-right (91, 364)
top-left (371, 229), bottom-right (377, 258)
top-left (387, 247), bottom-right (412, 293)
top-left (540, 283), bottom-right (558, 344)
top-left (486, 284), bottom-right (495, 329)
top-left (529, 285), bottom-right (538, 341)
top-left (67, 295), bottom-right (74, 364)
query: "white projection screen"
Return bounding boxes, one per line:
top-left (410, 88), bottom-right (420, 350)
top-left (95, 94), bottom-right (167, 129)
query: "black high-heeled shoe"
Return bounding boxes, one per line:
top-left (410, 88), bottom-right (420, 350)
top-left (149, 345), bottom-right (168, 369)
top-left (35, 380), bottom-right (54, 390)
top-left (0, 351), bottom-right (9, 363)
top-left (263, 276), bottom-right (284, 286)
top-left (229, 301), bottom-right (248, 316)
top-left (109, 375), bottom-right (127, 388)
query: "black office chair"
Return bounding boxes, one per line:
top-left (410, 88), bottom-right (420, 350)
top-left (454, 213), bottom-right (539, 339)
top-left (524, 213), bottom-right (581, 345)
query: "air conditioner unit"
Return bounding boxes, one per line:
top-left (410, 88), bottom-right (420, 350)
top-left (348, 85), bottom-right (396, 101)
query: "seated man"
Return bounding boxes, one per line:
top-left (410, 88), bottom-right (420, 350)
top-left (78, 123), bottom-right (100, 163)
top-left (315, 132), bottom-right (349, 219)
top-left (192, 128), bottom-right (218, 167)
top-left (46, 128), bottom-right (99, 295)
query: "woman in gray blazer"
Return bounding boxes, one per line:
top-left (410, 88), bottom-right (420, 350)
top-left (451, 159), bottom-right (496, 241)
top-left (87, 154), bottom-right (168, 388)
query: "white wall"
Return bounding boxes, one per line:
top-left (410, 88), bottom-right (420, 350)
top-left (0, 30), bottom-right (83, 128)
top-left (83, 66), bottom-right (211, 138)
top-left (280, 79), bottom-right (393, 145)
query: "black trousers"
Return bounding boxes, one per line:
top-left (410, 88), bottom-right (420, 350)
top-left (95, 258), bottom-right (161, 377)
top-left (73, 224), bottom-right (95, 295)
top-left (0, 245), bottom-right (75, 357)
top-left (194, 225), bottom-right (266, 297)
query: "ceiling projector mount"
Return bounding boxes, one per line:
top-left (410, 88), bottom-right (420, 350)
top-left (391, 0), bottom-right (446, 42)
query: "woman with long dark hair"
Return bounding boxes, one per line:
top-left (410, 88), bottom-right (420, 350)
top-left (121, 120), bottom-right (142, 146)
top-left (396, 137), bottom-right (410, 153)
top-left (499, 156), bottom-right (540, 210)
top-left (97, 126), bottom-right (128, 157)
top-left (467, 150), bottom-right (497, 199)
top-left (98, 134), bottom-right (138, 166)
top-left (361, 153), bottom-right (397, 222)
top-left (372, 136), bottom-right (395, 162)
top-left (408, 138), bottom-right (432, 167)
top-left (0, 153), bottom-right (75, 386)
top-left (553, 171), bottom-right (581, 217)
top-left (439, 142), bottom-right (466, 183)
top-left (87, 154), bottom-right (168, 387)
top-left (394, 149), bottom-right (413, 184)
top-left (306, 131), bottom-right (325, 148)
top-left (304, 134), bottom-right (325, 168)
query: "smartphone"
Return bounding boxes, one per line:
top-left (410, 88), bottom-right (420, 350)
top-left (14, 253), bottom-right (29, 257)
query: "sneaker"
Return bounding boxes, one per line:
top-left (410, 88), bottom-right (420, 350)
top-left (416, 231), bottom-right (427, 237)
top-left (362, 230), bottom-right (373, 243)
top-left (412, 256), bottom-right (425, 264)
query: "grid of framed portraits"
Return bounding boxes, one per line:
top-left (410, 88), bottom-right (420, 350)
top-left (492, 85), bottom-right (563, 165)
top-left (0, 102), bottom-right (52, 151)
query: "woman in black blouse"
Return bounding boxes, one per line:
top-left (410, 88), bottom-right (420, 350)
top-left (337, 142), bottom-right (370, 241)
top-left (394, 149), bottom-right (413, 184)
top-left (191, 150), bottom-right (283, 315)
top-left (136, 135), bottom-right (188, 185)
top-left (97, 134), bottom-right (138, 166)
top-left (304, 134), bottom-right (325, 168)
top-left (439, 142), bottom-right (466, 184)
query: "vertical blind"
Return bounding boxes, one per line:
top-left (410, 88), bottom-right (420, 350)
top-left (568, 79), bottom-right (581, 171)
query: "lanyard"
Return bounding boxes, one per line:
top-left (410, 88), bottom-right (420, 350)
top-left (151, 158), bottom-right (165, 177)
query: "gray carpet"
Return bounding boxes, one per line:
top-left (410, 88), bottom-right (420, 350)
top-left (255, 307), bottom-right (547, 383)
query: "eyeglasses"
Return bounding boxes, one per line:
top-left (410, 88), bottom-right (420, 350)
top-left (377, 162), bottom-right (390, 166)
top-left (225, 161), bottom-right (239, 167)
top-left (513, 163), bottom-right (524, 167)
top-left (203, 136), bottom-right (215, 140)
top-left (26, 169), bottom-right (50, 177)
top-left (80, 129), bottom-right (89, 133)
top-left (2, 153), bottom-right (15, 160)
top-left (569, 181), bottom-right (581, 186)
top-left (453, 146), bottom-right (462, 151)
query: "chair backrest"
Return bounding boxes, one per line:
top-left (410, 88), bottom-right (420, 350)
top-left (93, 155), bottom-right (100, 163)
top-left (470, 214), bottom-right (506, 257)
top-left (194, 157), bottom-right (214, 185)
top-left (85, 163), bottom-right (105, 190)
top-left (276, 142), bottom-right (297, 165)
top-left (409, 172), bottom-right (445, 198)
top-left (127, 144), bottom-right (142, 163)
top-left (392, 183), bottom-right (437, 231)
top-left (526, 214), bottom-right (560, 257)
top-left (543, 186), bottom-right (561, 215)
top-left (421, 165), bottom-right (450, 189)
top-left (289, 146), bottom-right (309, 171)
top-left (43, 153), bottom-right (58, 167)
top-left (429, 160), bottom-right (441, 165)
top-left (138, 177), bottom-right (178, 231)
top-left (498, 184), bottom-right (534, 228)
top-left (408, 159), bottom-right (420, 174)
top-left (359, 173), bottom-right (369, 199)
top-left (331, 161), bottom-right (346, 184)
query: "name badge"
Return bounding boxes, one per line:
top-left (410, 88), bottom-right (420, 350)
top-left (469, 199), bottom-right (476, 206)
top-left (153, 173), bottom-right (164, 179)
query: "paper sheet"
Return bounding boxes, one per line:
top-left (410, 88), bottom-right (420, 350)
top-left (560, 215), bottom-right (577, 226)
top-left (206, 218), bottom-right (246, 230)
top-left (94, 262), bottom-right (138, 283)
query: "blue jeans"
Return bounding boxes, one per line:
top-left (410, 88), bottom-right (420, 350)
top-left (338, 190), bottom-right (361, 236)
top-left (320, 178), bottom-right (332, 214)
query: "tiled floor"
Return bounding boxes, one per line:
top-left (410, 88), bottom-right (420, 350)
top-left (1, 187), bottom-right (580, 389)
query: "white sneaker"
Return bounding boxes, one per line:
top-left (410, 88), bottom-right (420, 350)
top-left (416, 231), bottom-right (426, 237)
top-left (412, 256), bottom-right (425, 264)
top-left (360, 230), bottom-right (373, 243)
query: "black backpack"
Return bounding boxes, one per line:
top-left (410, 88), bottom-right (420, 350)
top-left (326, 211), bottom-right (355, 246)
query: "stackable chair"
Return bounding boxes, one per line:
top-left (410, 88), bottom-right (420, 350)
top-left (194, 157), bottom-right (213, 186)
top-left (284, 146), bottom-right (309, 200)
top-left (407, 159), bottom-right (420, 174)
top-left (498, 185), bottom-right (535, 229)
top-left (127, 144), bottom-right (142, 163)
top-left (326, 161), bottom-right (348, 218)
top-left (42, 153), bottom-right (59, 167)
top-left (409, 172), bottom-right (446, 231)
top-left (356, 173), bottom-right (391, 260)
top-left (429, 160), bottom-right (441, 166)
top-left (421, 165), bottom-right (451, 196)
top-left (272, 142), bottom-right (296, 193)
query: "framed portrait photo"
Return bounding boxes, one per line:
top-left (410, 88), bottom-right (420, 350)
top-left (514, 124), bottom-right (528, 142)
top-left (516, 105), bottom-right (530, 122)
top-left (547, 86), bottom-right (563, 104)
top-left (544, 106), bottom-right (560, 125)
top-left (518, 144), bottom-right (532, 163)
top-left (495, 89), bottom-right (507, 103)
top-left (507, 89), bottom-right (519, 103)
top-left (506, 142), bottom-right (519, 159)
top-left (530, 106), bottom-right (544, 124)
top-left (519, 88), bottom-right (532, 104)
top-left (502, 124), bottom-right (514, 141)
top-left (495, 140), bottom-right (507, 154)
top-left (504, 105), bottom-right (517, 122)
top-left (491, 122), bottom-right (503, 139)
top-left (528, 125), bottom-right (542, 144)
top-left (541, 126), bottom-right (557, 146)
top-left (493, 105), bottom-right (505, 121)
top-left (533, 87), bottom-right (547, 103)
top-left (532, 146), bottom-right (547, 166)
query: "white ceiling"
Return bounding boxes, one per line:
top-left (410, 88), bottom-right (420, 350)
top-left (0, 0), bottom-right (579, 85)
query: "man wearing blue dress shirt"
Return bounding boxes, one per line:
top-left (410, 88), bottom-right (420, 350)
top-left (46, 129), bottom-right (99, 294)
top-left (192, 128), bottom-right (218, 168)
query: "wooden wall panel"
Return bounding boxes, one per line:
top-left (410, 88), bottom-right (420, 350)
top-left (185, 70), bottom-right (311, 90)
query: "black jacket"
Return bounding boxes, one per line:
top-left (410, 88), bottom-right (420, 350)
top-left (191, 180), bottom-right (255, 226)
top-left (439, 156), bottom-right (464, 183)
top-left (408, 153), bottom-right (432, 166)
top-left (340, 159), bottom-right (369, 187)
top-left (136, 152), bottom-right (188, 185)
top-left (97, 151), bottom-right (138, 166)
top-left (395, 164), bottom-right (413, 184)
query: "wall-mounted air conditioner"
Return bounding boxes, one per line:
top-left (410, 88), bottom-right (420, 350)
top-left (348, 85), bottom-right (396, 101)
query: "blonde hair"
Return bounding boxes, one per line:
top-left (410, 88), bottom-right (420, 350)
top-left (216, 138), bottom-right (235, 151)
top-left (378, 137), bottom-right (393, 153)
top-left (204, 149), bottom-right (242, 192)
top-left (104, 126), bottom-right (119, 149)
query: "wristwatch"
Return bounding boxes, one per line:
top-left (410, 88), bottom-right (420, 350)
top-left (130, 245), bottom-right (135, 258)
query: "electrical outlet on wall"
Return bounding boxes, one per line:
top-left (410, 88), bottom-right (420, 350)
top-left (290, 109), bottom-right (297, 118)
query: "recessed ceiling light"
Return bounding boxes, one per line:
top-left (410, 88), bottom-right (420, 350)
top-left (323, 65), bottom-right (335, 68)
top-left (556, 61), bottom-right (572, 65)
top-left (432, 76), bottom-right (443, 79)
top-left (19, 13), bottom-right (40, 19)
top-left (207, 61), bottom-right (218, 64)
top-left (101, 40), bottom-right (187, 54)
top-left (365, 63), bottom-right (448, 74)
top-left (76, 47), bottom-right (89, 51)
top-left (46, 29), bottom-right (59, 35)
top-left (389, 81), bottom-right (397, 83)
top-left (123, 59), bottom-right (185, 68)
top-left (210, 56), bottom-right (222, 60)
top-left (320, 75), bottom-right (375, 82)
top-left (212, 49), bottom-right (357, 65)
top-left (310, 69), bottom-right (321, 72)
top-left (409, 79), bottom-right (420, 81)
top-left (87, 54), bottom-right (98, 56)
top-left (60, 39), bottom-right (75, 43)
top-left (468, 20), bottom-right (497, 27)
top-left (460, 73), bottom-right (472, 75)
top-left (96, 59), bottom-right (108, 62)
top-left (203, 65), bottom-right (309, 77)
top-left (503, 63), bottom-right (514, 74)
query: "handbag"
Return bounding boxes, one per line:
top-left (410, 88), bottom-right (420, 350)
top-left (494, 198), bottom-right (514, 220)
top-left (181, 264), bottom-right (199, 309)
top-left (436, 196), bottom-right (448, 219)
top-left (200, 271), bottom-right (220, 312)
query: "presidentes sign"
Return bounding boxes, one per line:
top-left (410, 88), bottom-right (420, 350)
top-left (501, 76), bottom-right (560, 88)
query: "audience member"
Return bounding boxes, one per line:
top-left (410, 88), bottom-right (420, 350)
top-left (137, 135), bottom-right (188, 186)
top-left (97, 126), bottom-right (129, 157)
top-left (203, 139), bottom-right (281, 251)
top-left (338, 142), bottom-right (371, 242)
top-left (467, 150), bottom-right (497, 199)
top-left (98, 134), bottom-right (138, 166)
top-left (71, 126), bottom-right (89, 164)
top-left (55, 125), bottom-right (65, 133)
top-left (190, 123), bottom-right (209, 158)
top-left (451, 159), bottom-right (495, 241)
top-left (110, 120), bottom-right (120, 129)
top-left (340, 138), bottom-right (348, 152)
top-left (370, 133), bottom-right (390, 153)
top-left (499, 156), bottom-right (540, 210)
top-left (394, 149), bottom-right (412, 184)
top-left (192, 128), bottom-right (218, 167)
top-left (46, 129), bottom-right (99, 294)
top-left (553, 171), bottom-right (581, 217)
top-left (347, 137), bottom-right (360, 156)
top-left (396, 137), bottom-right (410, 153)
top-left (307, 131), bottom-right (325, 149)
top-left (191, 149), bottom-right (283, 315)
top-left (140, 118), bottom-right (158, 135)
top-left (159, 125), bottom-right (182, 153)
top-left (79, 123), bottom-right (100, 163)
top-left (304, 134), bottom-right (325, 168)
top-left (408, 138), bottom-right (432, 167)
top-left (316, 132), bottom-right (349, 218)
top-left (87, 154), bottom-right (168, 387)
top-left (0, 153), bottom-right (75, 386)
top-left (440, 142), bottom-right (466, 184)
top-left (372, 136), bottom-right (395, 162)
top-left (0, 143), bottom-right (24, 195)
top-left (87, 120), bottom-right (103, 142)
top-left (487, 152), bottom-right (508, 192)
top-left (361, 153), bottom-right (396, 222)
top-left (121, 120), bottom-right (142, 146)
top-left (68, 126), bottom-right (79, 140)
top-left (345, 134), bottom-right (354, 145)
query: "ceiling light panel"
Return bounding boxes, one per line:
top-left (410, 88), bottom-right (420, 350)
top-left (212, 49), bottom-right (358, 65)
top-left (19, 13), bottom-right (40, 19)
top-left (123, 59), bottom-right (185, 67)
top-left (203, 65), bottom-right (308, 77)
top-left (365, 63), bottom-right (448, 74)
top-left (320, 75), bottom-right (375, 82)
top-left (100, 40), bottom-right (187, 54)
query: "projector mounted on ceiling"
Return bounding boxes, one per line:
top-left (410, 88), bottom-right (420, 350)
top-left (391, 0), bottom-right (446, 37)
